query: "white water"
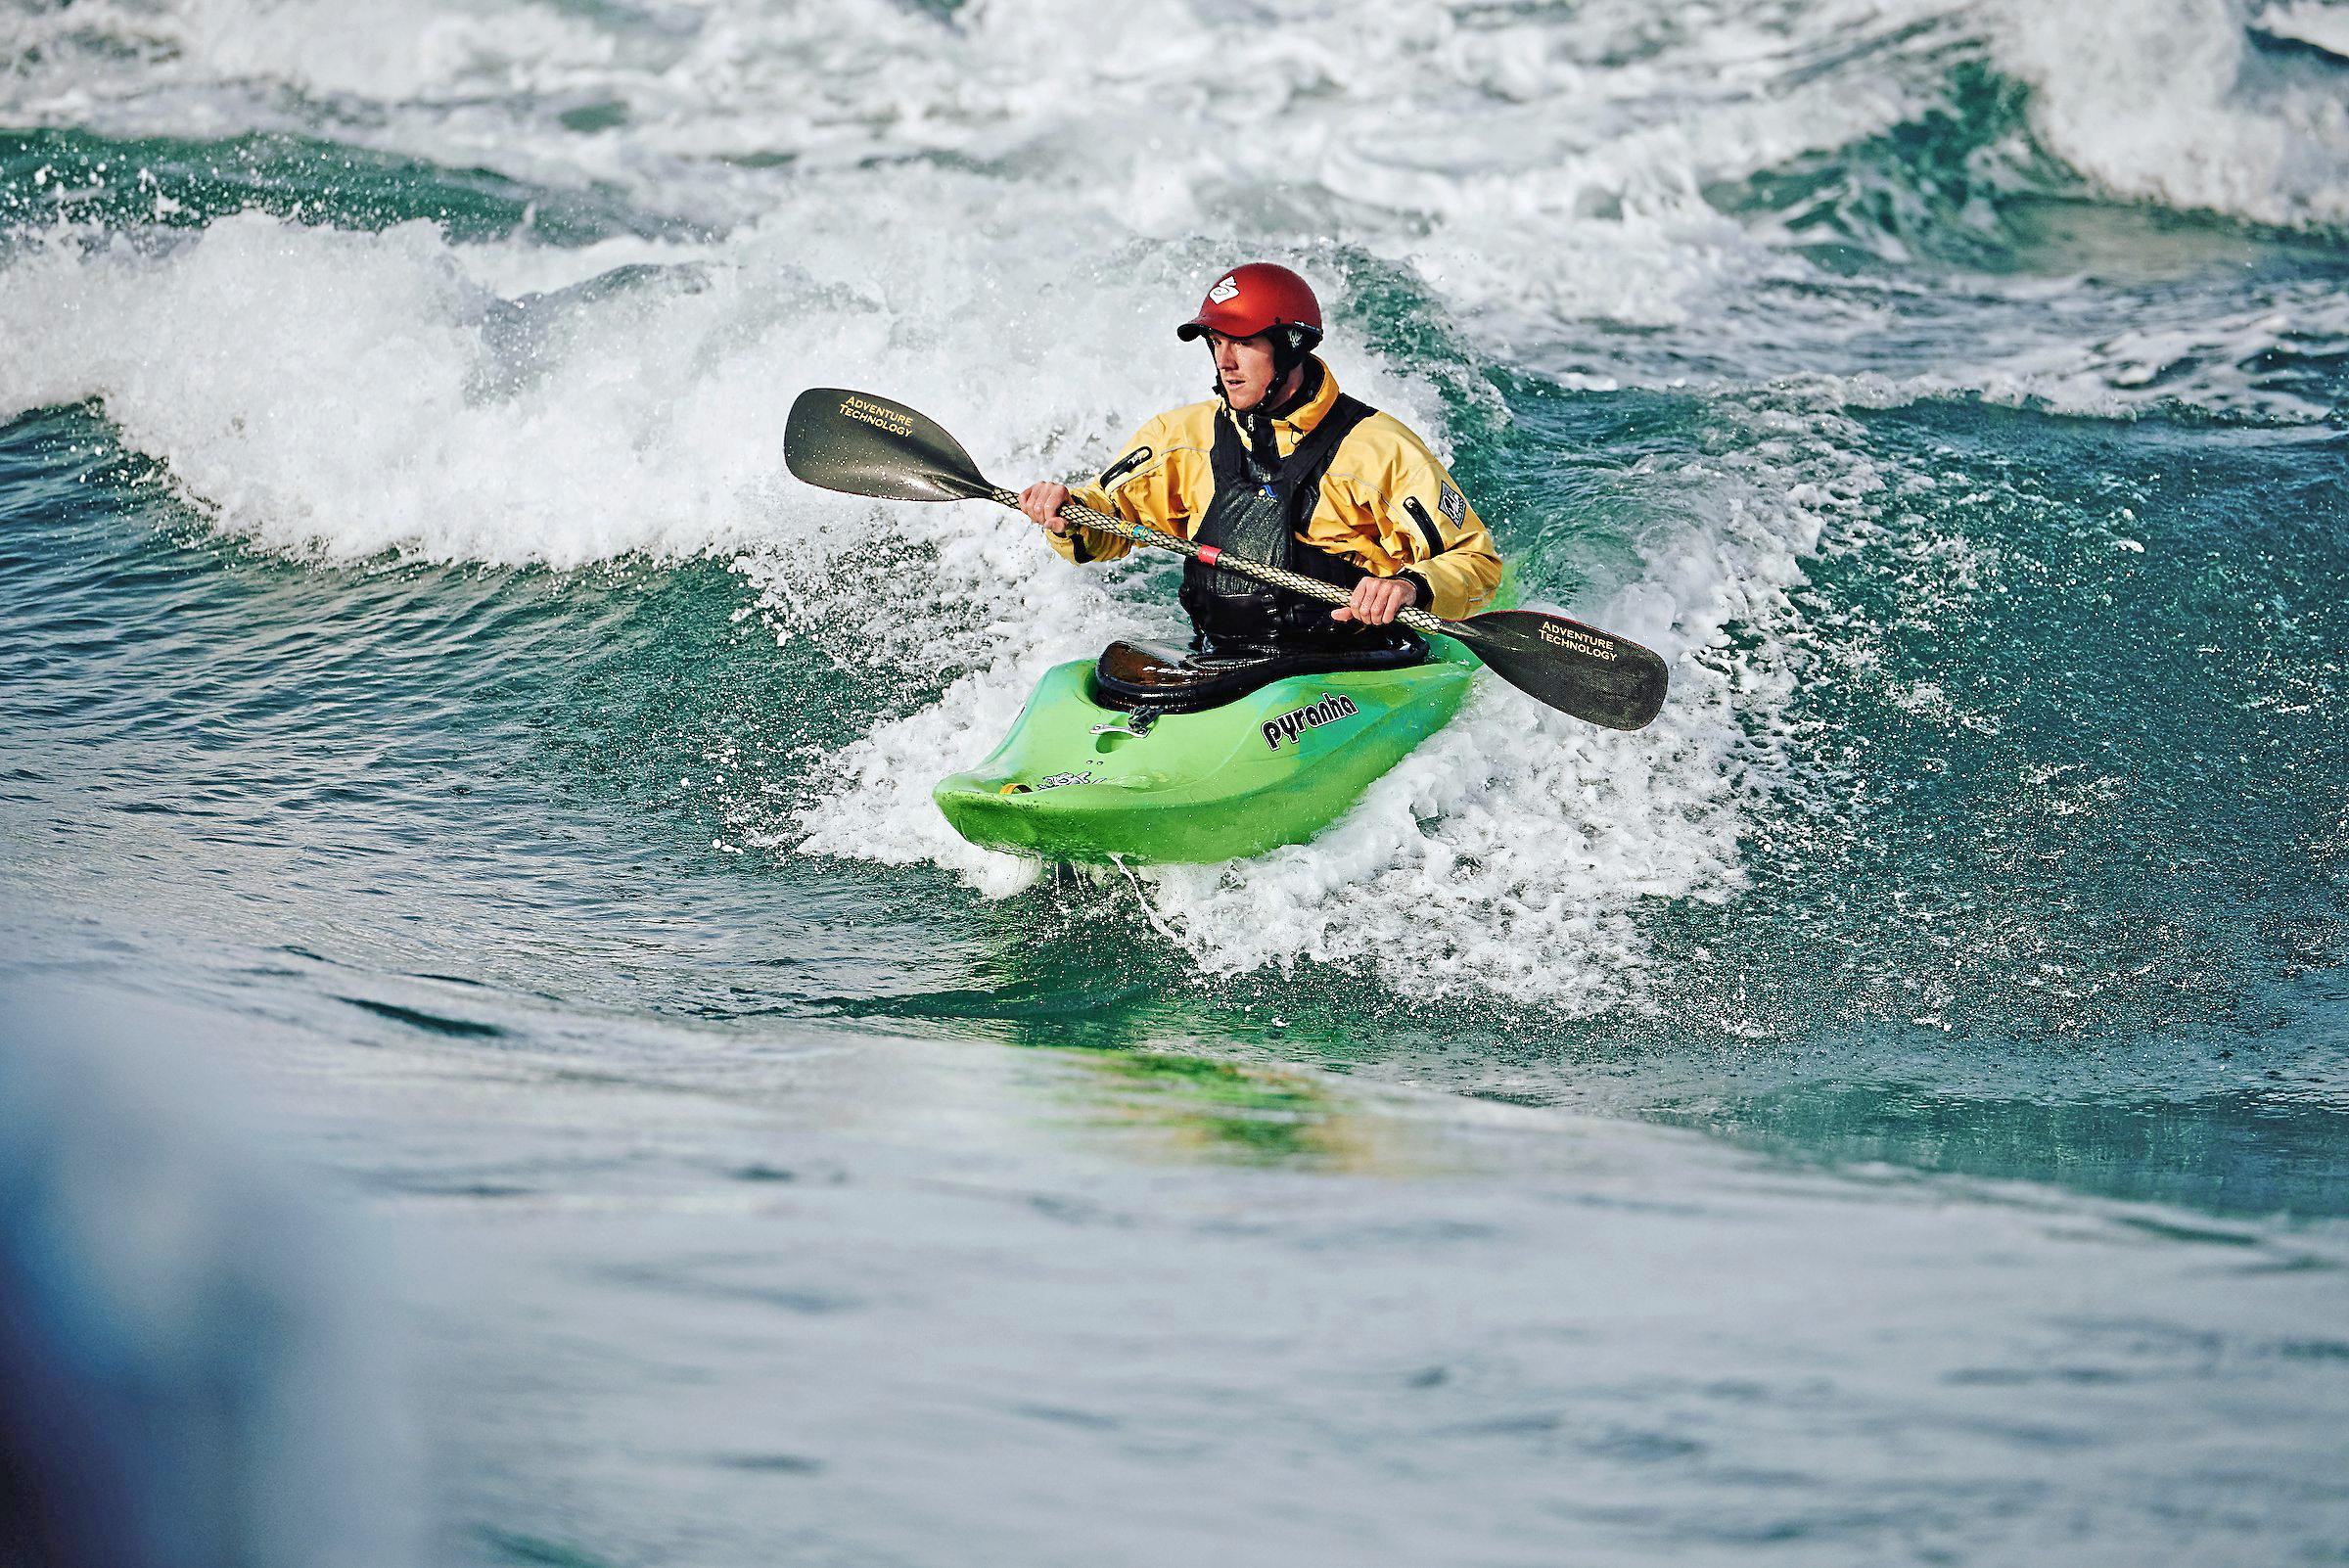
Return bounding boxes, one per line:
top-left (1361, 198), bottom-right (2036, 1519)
top-left (3, 0), bottom-right (2342, 1001)
top-left (2008, 0), bottom-right (2349, 229)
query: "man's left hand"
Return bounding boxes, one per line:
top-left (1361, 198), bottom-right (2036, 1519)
top-left (1331, 576), bottom-right (1418, 626)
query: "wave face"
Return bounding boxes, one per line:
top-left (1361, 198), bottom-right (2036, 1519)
top-left (1, 0), bottom-right (2344, 1022)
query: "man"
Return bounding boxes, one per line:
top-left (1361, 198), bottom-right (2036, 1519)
top-left (1018, 263), bottom-right (1502, 660)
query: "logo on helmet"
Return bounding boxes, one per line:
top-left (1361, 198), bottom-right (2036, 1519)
top-left (1207, 275), bottom-right (1239, 303)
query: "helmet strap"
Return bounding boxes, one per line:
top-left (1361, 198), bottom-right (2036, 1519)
top-left (1267, 351), bottom-right (1321, 418)
top-left (1208, 331), bottom-right (1317, 415)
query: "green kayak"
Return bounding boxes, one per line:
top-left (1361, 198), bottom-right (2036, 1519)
top-left (933, 631), bottom-right (1482, 864)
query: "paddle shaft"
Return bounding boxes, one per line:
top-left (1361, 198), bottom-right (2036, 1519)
top-left (989, 489), bottom-right (1457, 639)
top-left (781, 385), bottom-right (1667, 728)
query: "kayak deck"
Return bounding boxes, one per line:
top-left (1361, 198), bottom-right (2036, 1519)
top-left (933, 636), bottom-right (1480, 865)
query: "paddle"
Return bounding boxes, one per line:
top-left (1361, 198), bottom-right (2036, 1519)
top-left (784, 387), bottom-right (1670, 731)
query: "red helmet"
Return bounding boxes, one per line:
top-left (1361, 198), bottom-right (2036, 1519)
top-left (1174, 262), bottom-right (1323, 349)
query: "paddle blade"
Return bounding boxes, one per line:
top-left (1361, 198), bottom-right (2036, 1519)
top-left (1450, 609), bottom-right (1671, 731)
top-left (784, 387), bottom-right (994, 503)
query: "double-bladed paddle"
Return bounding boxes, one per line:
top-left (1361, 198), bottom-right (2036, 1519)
top-left (783, 387), bottom-right (1670, 731)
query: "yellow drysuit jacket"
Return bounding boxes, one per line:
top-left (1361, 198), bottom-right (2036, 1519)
top-left (1049, 359), bottom-right (1503, 622)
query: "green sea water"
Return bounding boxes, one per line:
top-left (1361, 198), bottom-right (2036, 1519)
top-left (3, 1), bottom-right (2347, 1562)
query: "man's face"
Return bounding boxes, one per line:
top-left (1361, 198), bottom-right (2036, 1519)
top-left (1207, 329), bottom-right (1280, 412)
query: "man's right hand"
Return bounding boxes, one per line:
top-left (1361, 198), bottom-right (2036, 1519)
top-left (1018, 483), bottom-right (1073, 534)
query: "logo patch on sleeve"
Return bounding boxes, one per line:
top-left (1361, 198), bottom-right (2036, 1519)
top-left (1096, 445), bottom-right (1153, 488)
top-left (1438, 480), bottom-right (1467, 526)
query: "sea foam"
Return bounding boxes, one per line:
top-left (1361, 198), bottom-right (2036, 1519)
top-left (6, 0), bottom-right (2341, 1001)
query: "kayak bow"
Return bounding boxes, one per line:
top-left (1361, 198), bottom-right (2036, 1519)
top-left (934, 635), bottom-right (1483, 864)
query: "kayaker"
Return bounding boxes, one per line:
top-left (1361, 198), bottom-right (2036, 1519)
top-left (1017, 263), bottom-right (1503, 659)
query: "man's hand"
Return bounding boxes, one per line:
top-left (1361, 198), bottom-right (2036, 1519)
top-left (1019, 482), bottom-right (1073, 534)
top-left (1332, 576), bottom-right (1418, 626)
